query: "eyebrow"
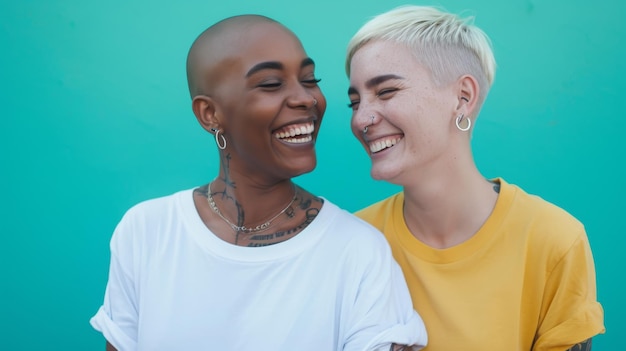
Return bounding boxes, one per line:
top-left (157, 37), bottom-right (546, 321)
top-left (301, 57), bottom-right (315, 68)
top-left (347, 74), bottom-right (405, 95)
top-left (245, 58), bottom-right (316, 78)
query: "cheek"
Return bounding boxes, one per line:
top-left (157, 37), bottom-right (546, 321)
top-left (314, 90), bottom-right (327, 110)
top-left (240, 96), bottom-right (281, 122)
top-left (221, 103), bottom-right (273, 146)
top-left (313, 91), bottom-right (328, 121)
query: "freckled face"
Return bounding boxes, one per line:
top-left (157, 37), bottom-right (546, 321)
top-left (211, 22), bottom-right (326, 183)
top-left (347, 40), bottom-right (457, 184)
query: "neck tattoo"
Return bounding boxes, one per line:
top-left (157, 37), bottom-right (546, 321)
top-left (207, 182), bottom-right (297, 234)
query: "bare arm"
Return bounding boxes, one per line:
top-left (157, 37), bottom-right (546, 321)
top-left (105, 341), bottom-right (118, 351)
top-left (566, 339), bottom-right (592, 351)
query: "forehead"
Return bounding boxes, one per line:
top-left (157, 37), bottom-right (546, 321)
top-left (221, 22), bottom-right (308, 72)
top-left (349, 40), bottom-right (425, 83)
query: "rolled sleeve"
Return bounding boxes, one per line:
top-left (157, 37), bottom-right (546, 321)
top-left (345, 240), bottom-right (428, 351)
top-left (534, 233), bottom-right (605, 350)
top-left (90, 306), bottom-right (137, 351)
top-left (91, 218), bottom-right (140, 351)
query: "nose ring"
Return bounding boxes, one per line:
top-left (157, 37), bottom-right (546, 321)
top-left (313, 98), bottom-right (317, 106)
top-left (363, 115), bottom-right (375, 134)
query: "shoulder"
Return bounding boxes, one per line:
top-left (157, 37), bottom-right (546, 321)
top-left (110, 189), bottom-right (194, 249)
top-left (504, 180), bottom-right (584, 234)
top-left (354, 193), bottom-right (403, 229)
top-left (120, 189), bottom-right (192, 223)
top-left (500, 179), bottom-right (587, 258)
top-left (319, 199), bottom-right (393, 253)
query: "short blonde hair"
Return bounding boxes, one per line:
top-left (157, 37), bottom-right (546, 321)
top-left (346, 5), bottom-right (496, 107)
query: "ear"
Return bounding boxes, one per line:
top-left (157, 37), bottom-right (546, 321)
top-left (192, 95), bottom-right (220, 133)
top-left (455, 74), bottom-right (480, 117)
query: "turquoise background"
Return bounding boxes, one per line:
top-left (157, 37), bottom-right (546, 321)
top-left (1, 0), bottom-right (623, 349)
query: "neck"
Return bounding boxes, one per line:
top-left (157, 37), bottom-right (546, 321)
top-left (402, 168), bottom-right (498, 249)
top-left (208, 178), bottom-right (297, 233)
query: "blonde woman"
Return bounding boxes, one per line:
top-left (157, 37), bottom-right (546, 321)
top-left (346, 5), bottom-right (604, 351)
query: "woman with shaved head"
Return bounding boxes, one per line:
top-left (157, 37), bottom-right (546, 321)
top-left (90, 15), bottom-right (427, 351)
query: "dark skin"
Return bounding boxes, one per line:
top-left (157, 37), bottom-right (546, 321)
top-left (194, 183), bottom-right (322, 247)
top-left (187, 17), bottom-right (326, 246)
top-left (105, 15), bottom-right (410, 350)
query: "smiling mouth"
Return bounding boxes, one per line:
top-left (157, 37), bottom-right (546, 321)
top-left (273, 122), bottom-right (315, 144)
top-left (369, 136), bottom-right (402, 153)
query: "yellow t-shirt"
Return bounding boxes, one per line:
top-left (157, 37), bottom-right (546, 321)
top-left (356, 179), bottom-right (604, 351)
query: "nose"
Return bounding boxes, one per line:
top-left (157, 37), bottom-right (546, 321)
top-left (286, 84), bottom-right (319, 110)
top-left (288, 94), bottom-right (317, 109)
top-left (353, 110), bottom-right (376, 135)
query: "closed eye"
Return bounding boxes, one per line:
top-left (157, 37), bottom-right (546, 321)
top-left (377, 87), bottom-right (398, 97)
top-left (302, 78), bottom-right (321, 86)
top-left (258, 81), bottom-right (282, 89)
top-left (347, 100), bottom-right (360, 110)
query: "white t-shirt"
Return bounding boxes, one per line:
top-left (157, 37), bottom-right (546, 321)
top-left (90, 189), bottom-right (427, 351)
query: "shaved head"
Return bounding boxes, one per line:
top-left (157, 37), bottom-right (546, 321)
top-left (186, 14), bottom-right (325, 182)
top-left (186, 15), bottom-right (295, 98)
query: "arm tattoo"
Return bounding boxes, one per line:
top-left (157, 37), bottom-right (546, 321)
top-left (566, 339), bottom-right (592, 351)
top-left (388, 338), bottom-right (592, 351)
top-left (488, 179), bottom-right (500, 193)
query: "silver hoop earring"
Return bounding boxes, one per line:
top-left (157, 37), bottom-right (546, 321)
top-left (211, 128), bottom-right (227, 149)
top-left (455, 114), bottom-right (471, 132)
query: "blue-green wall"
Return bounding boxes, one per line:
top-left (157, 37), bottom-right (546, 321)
top-left (1, 0), bottom-right (623, 349)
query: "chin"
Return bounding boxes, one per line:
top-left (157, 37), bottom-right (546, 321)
top-left (370, 171), bottom-right (387, 182)
top-left (370, 164), bottom-right (401, 184)
top-left (288, 159), bottom-right (317, 178)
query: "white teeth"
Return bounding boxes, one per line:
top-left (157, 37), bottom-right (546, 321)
top-left (274, 123), bottom-right (315, 141)
top-left (369, 137), bottom-right (401, 153)
top-left (282, 135), bottom-right (313, 144)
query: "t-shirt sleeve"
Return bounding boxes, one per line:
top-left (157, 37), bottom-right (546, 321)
top-left (90, 215), bottom-right (139, 351)
top-left (343, 234), bottom-right (428, 351)
top-left (533, 230), bottom-right (605, 350)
